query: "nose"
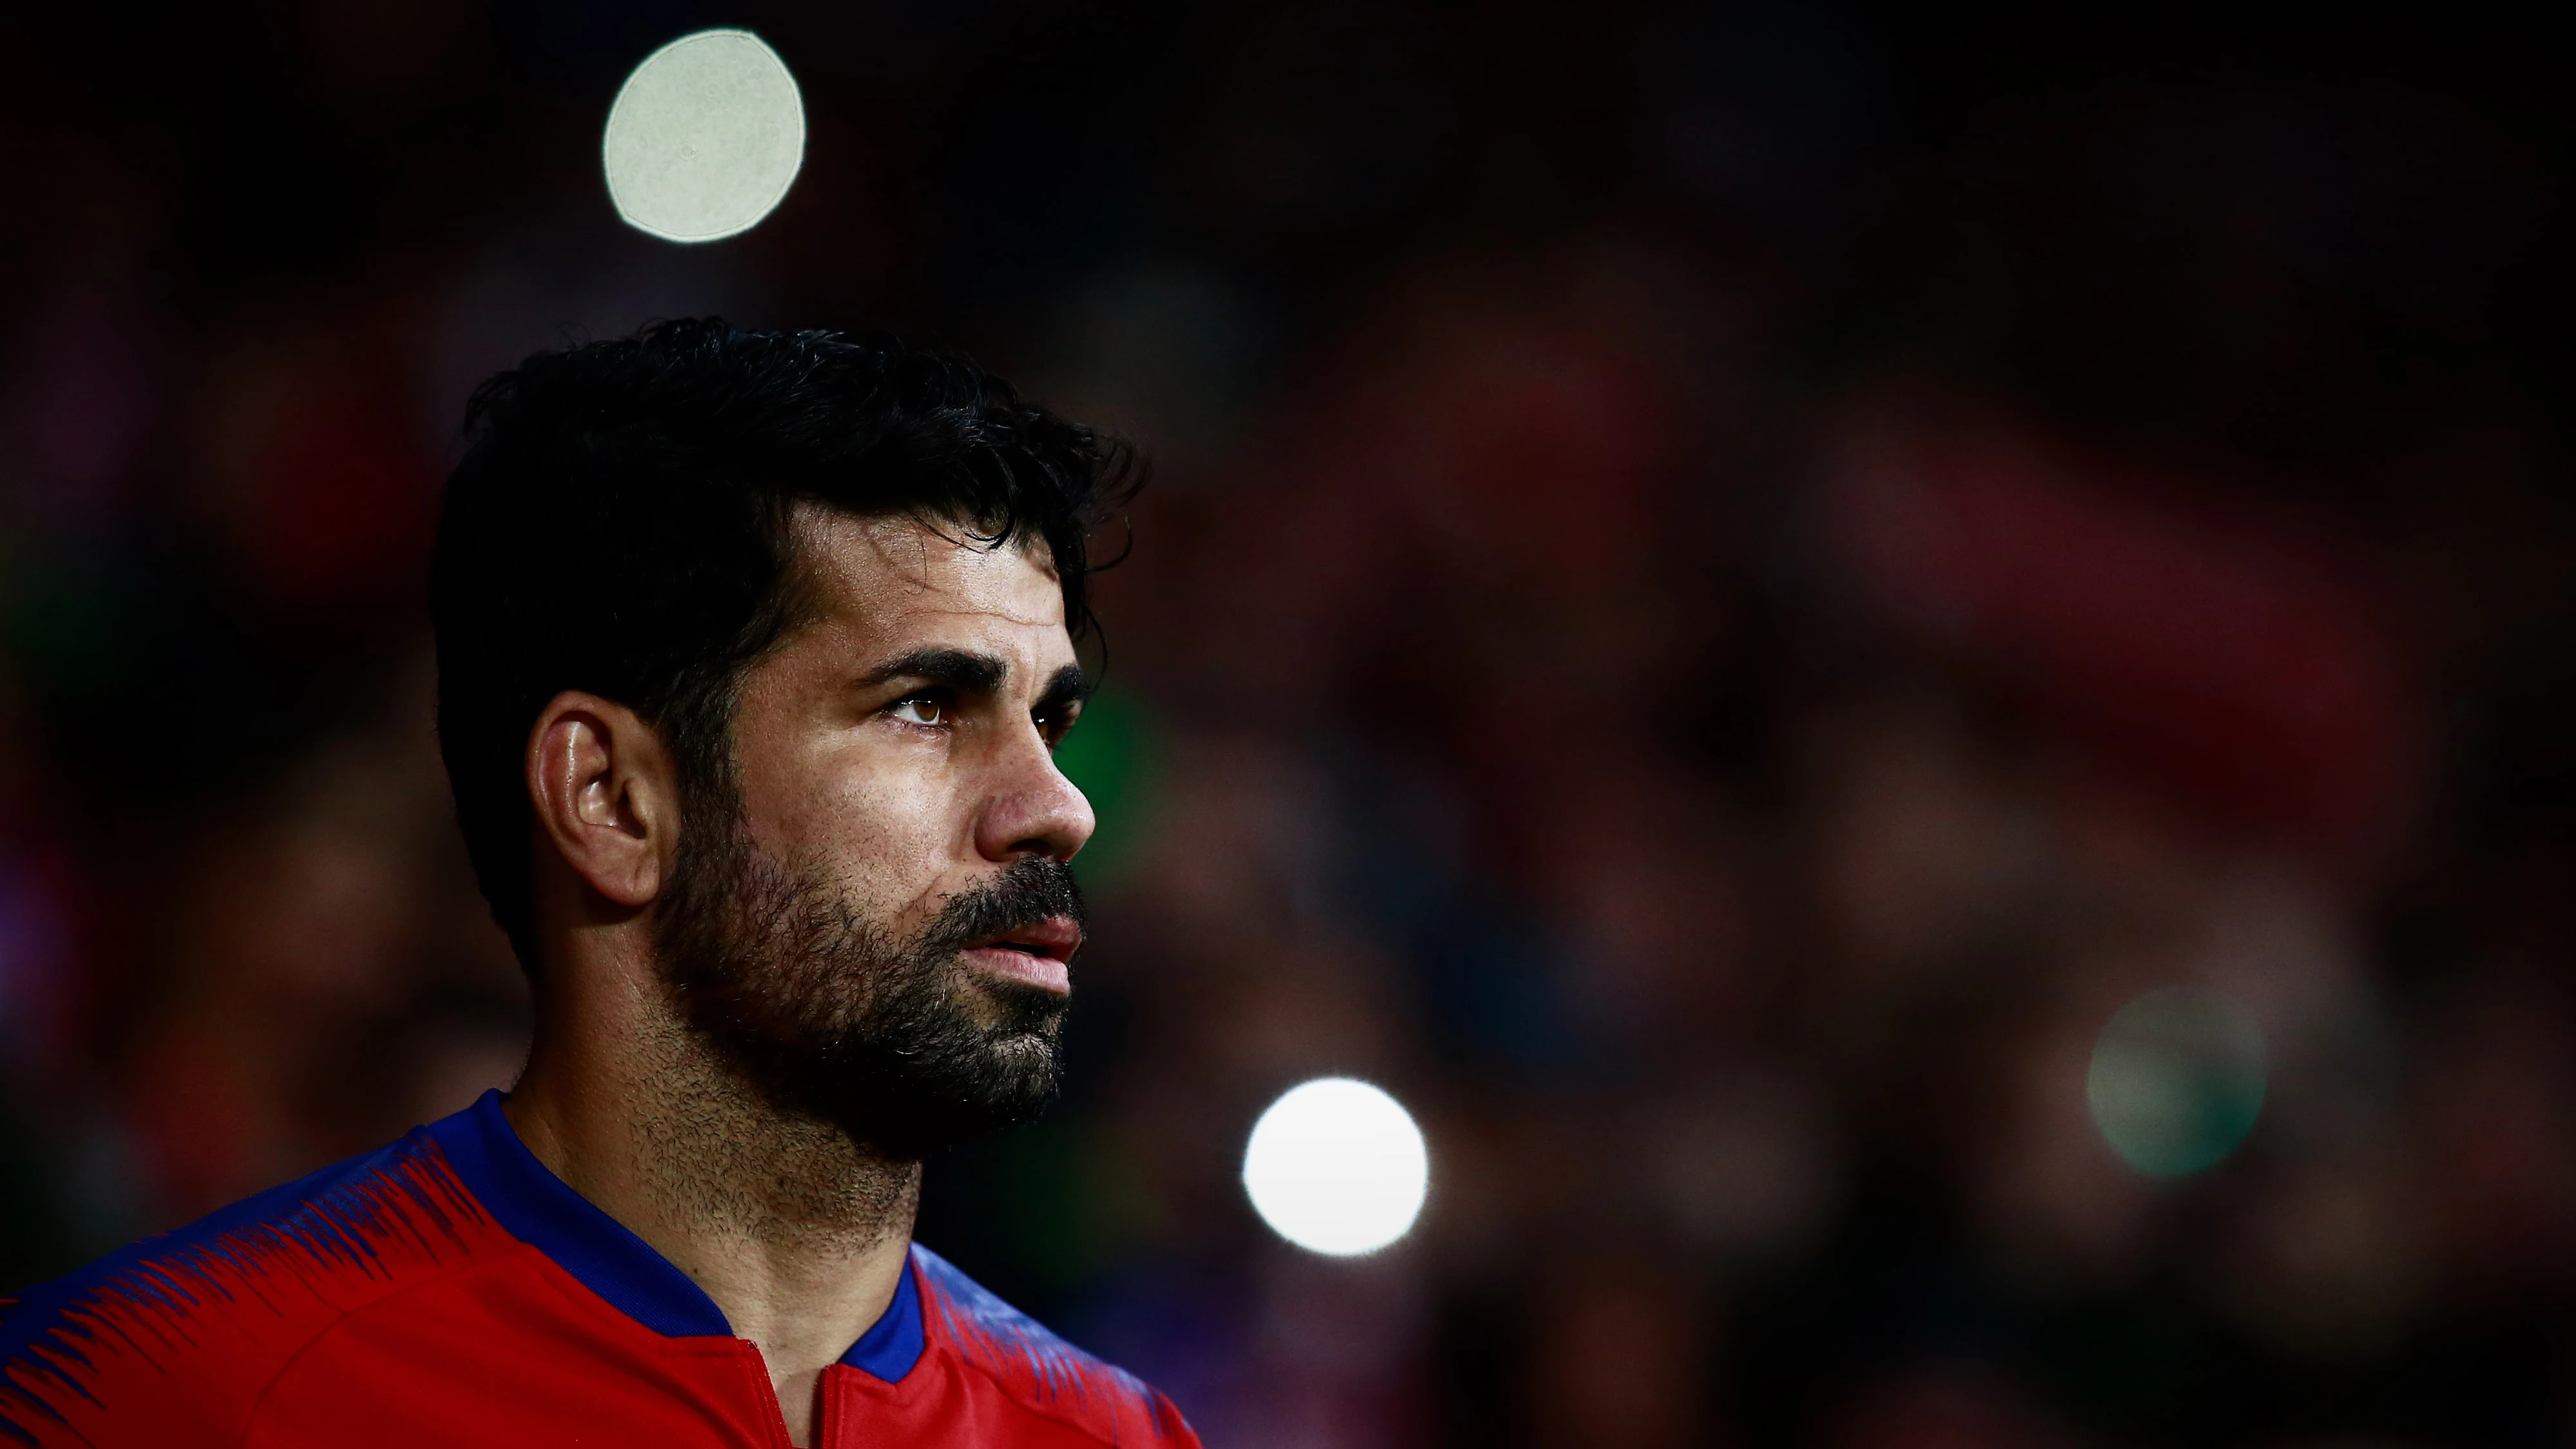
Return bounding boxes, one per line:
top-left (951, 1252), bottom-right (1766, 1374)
top-left (974, 728), bottom-right (1097, 864)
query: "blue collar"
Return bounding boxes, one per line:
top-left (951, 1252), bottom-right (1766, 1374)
top-left (424, 1090), bottom-right (925, 1382)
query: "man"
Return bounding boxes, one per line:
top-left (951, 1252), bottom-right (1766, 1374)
top-left (0, 321), bottom-right (1202, 1448)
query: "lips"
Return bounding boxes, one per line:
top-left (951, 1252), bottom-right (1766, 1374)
top-left (958, 914), bottom-right (1081, 994)
top-left (974, 915), bottom-right (1081, 961)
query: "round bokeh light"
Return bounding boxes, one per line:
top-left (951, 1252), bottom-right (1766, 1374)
top-left (2086, 986), bottom-right (2267, 1177)
top-left (1242, 1077), bottom-right (1430, 1256)
top-left (601, 30), bottom-right (805, 243)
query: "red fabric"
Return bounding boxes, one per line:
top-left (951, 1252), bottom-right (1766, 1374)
top-left (1, 1137), bottom-right (1197, 1448)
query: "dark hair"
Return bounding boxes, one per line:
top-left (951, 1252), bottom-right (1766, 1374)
top-left (430, 317), bottom-right (1141, 974)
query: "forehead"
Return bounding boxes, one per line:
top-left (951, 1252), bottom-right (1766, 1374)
top-left (788, 507), bottom-right (1068, 646)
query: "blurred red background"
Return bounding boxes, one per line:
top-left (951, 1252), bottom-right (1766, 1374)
top-left (5, 3), bottom-right (2575, 1445)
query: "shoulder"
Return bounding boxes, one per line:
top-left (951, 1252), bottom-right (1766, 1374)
top-left (912, 1245), bottom-right (1201, 1448)
top-left (0, 1128), bottom-right (507, 1448)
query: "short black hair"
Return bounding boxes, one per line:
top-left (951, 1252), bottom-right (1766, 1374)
top-left (430, 318), bottom-right (1141, 974)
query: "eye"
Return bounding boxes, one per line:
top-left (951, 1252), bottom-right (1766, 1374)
top-left (887, 693), bottom-right (949, 727)
top-left (1036, 704), bottom-right (1081, 748)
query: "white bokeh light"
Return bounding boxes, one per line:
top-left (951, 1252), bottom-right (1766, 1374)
top-left (1242, 1077), bottom-right (1429, 1256)
top-left (602, 30), bottom-right (805, 243)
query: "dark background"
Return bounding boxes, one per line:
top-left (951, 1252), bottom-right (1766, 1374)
top-left (6, 2), bottom-right (2576, 1444)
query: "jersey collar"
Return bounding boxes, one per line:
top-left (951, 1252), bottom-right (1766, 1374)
top-left (424, 1089), bottom-right (925, 1381)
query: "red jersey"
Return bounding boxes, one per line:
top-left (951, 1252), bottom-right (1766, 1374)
top-left (0, 1091), bottom-right (1200, 1448)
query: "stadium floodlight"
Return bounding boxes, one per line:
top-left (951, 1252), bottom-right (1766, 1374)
top-left (602, 30), bottom-right (805, 244)
top-left (1242, 1077), bottom-right (1430, 1256)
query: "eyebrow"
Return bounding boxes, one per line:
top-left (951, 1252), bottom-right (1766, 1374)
top-left (859, 648), bottom-right (1094, 710)
top-left (1033, 663), bottom-right (1095, 716)
top-left (860, 647), bottom-right (1009, 694)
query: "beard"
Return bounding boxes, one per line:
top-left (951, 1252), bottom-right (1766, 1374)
top-left (652, 807), bottom-right (1082, 1160)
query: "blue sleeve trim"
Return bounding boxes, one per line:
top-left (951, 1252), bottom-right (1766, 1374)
top-left (913, 1243), bottom-right (1132, 1397)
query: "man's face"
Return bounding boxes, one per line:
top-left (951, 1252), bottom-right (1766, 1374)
top-left (654, 508), bottom-right (1097, 1156)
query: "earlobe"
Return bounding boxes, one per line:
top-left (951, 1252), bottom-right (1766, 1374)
top-left (525, 691), bottom-right (674, 910)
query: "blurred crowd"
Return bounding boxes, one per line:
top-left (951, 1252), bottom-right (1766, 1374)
top-left (6, 2), bottom-right (2576, 1445)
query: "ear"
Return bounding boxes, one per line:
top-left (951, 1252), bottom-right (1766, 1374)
top-left (524, 691), bottom-right (681, 910)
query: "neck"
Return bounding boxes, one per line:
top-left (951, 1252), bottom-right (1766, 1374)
top-left (504, 940), bottom-right (918, 1446)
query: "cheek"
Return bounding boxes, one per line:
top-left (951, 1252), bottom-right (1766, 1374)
top-left (746, 733), bottom-right (971, 909)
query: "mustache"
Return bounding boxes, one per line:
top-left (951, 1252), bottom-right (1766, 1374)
top-left (916, 857), bottom-right (1088, 961)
